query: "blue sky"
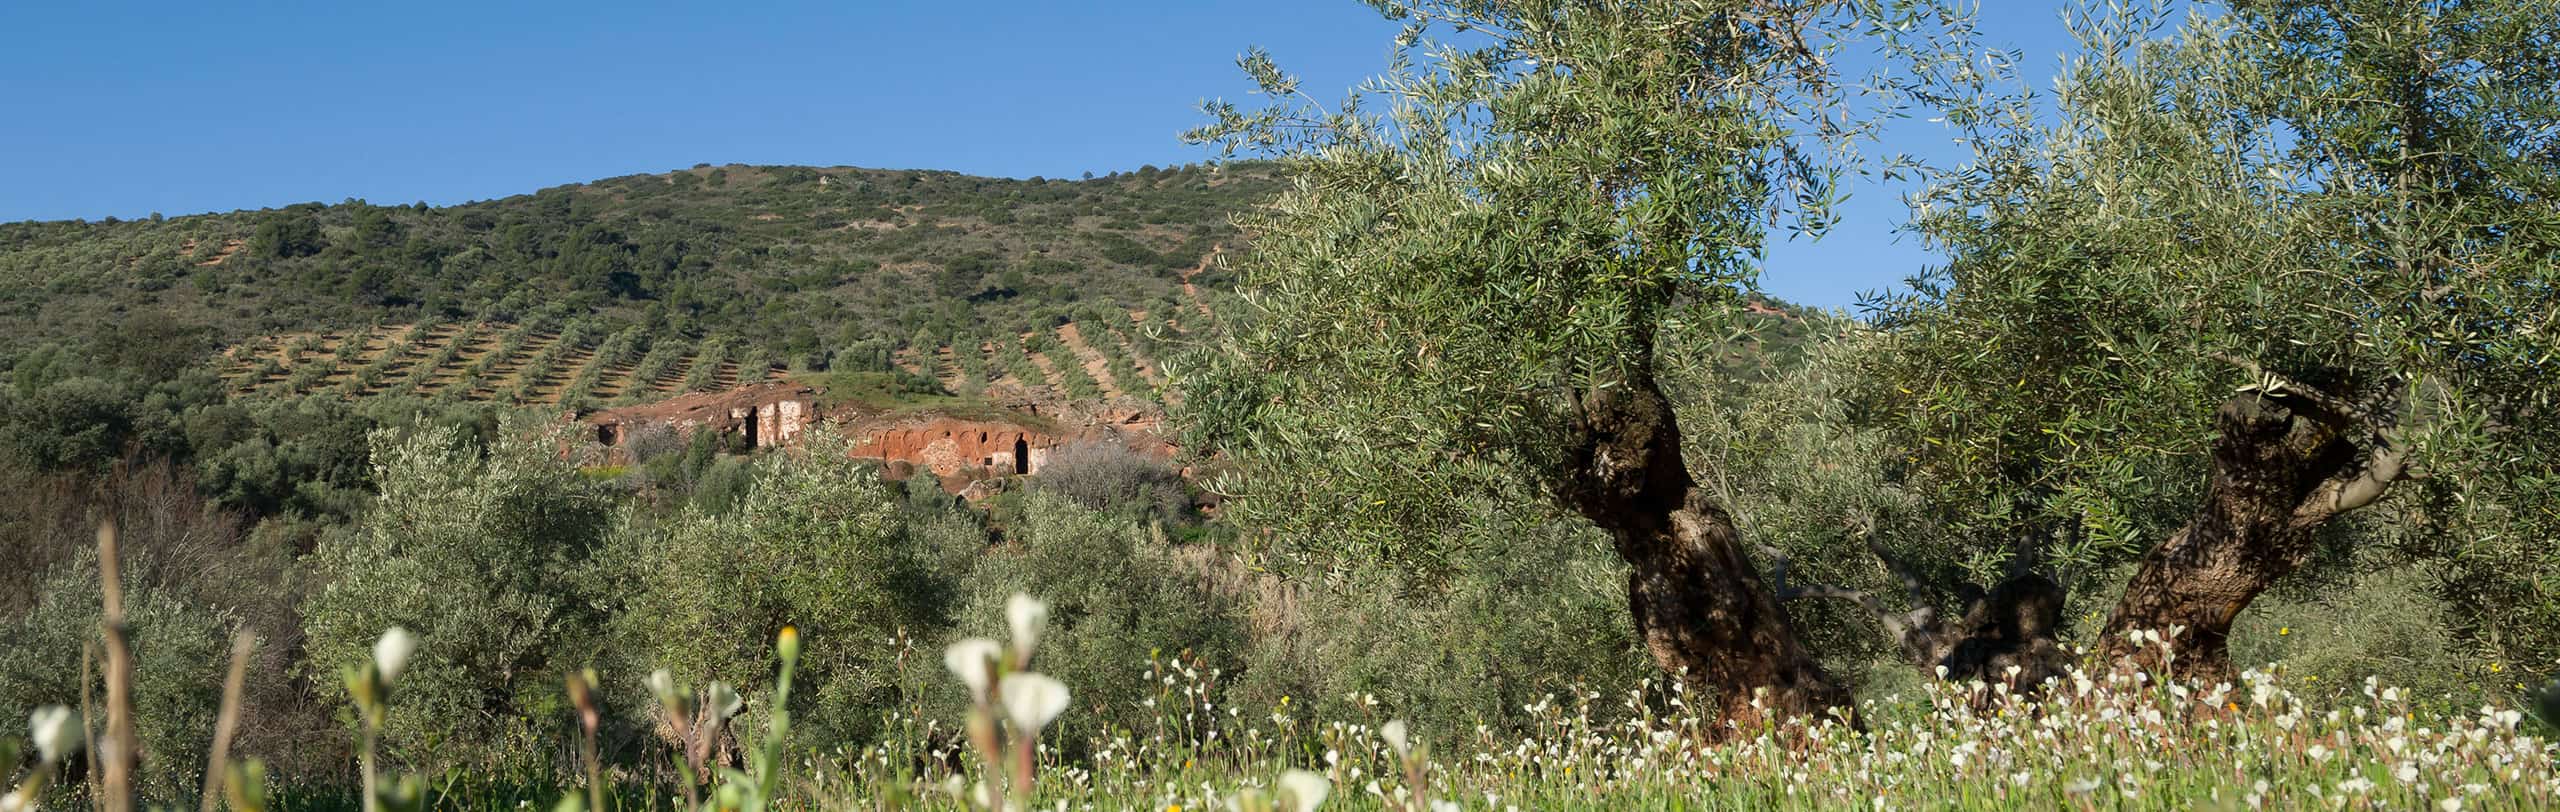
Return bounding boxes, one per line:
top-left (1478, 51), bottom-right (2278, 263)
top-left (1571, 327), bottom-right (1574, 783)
top-left (0, 1), bottom-right (2088, 309)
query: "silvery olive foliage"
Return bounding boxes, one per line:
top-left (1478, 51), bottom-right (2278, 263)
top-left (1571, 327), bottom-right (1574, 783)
top-left (0, 559), bottom-right (226, 804)
top-left (300, 417), bottom-right (617, 771)
top-left (1177, 0), bottom-right (1967, 576)
top-left (613, 429), bottom-right (968, 746)
top-left (1857, 0), bottom-right (2560, 665)
top-left (954, 492), bottom-right (1249, 742)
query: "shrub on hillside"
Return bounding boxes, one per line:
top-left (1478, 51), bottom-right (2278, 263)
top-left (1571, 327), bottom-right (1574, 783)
top-left (0, 560), bottom-right (228, 805)
top-left (1229, 505), bottom-right (1650, 740)
top-left (613, 432), bottom-right (969, 747)
top-left (2231, 567), bottom-right (2499, 712)
top-left (300, 418), bottom-right (618, 775)
top-left (953, 493), bottom-right (1249, 746)
top-left (1030, 441), bottom-right (1187, 520)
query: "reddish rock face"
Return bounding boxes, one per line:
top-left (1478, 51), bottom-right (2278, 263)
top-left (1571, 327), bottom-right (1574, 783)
top-left (847, 418), bottom-right (1058, 479)
top-left (843, 414), bottom-right (1176, 495)
top-left (583, 381), bottom-right (1177, 496)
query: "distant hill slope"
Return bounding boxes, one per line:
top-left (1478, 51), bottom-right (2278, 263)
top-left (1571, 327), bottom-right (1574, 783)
top-left (1, 159), bottom-right (1839, 431)
top-left (0, 162), bottom-right (1281, 370)
top-left (213, 305), bottom-right (1196, 414)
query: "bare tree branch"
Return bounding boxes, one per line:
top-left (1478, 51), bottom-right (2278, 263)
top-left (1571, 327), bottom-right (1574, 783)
top-left (1761, 543), bottom-right (1928, 650)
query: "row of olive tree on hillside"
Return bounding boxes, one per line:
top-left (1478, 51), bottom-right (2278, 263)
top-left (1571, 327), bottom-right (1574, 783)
top-left (1182, 0), bottom-right (2559, 730)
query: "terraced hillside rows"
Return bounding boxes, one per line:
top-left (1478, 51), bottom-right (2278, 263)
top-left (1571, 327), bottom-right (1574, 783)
top-left (892, 307), bottom-right (1188, 401)
top-left (221, 319), bottom-right (784, 407)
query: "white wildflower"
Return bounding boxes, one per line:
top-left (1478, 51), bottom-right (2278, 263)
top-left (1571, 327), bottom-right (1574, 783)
top-left (1005, 594), bottom-right (1048, 659)
top-left (706, 681), bottom-right (743, 718)
top-left (998, 672), bottom-right (1071, 735)
top-left (943, 637), bottom-right (1003, 699)
top-left (373, 627), bottom-right (416, 684)
top-left (1277, 769), bottom-right (1330, 812)
top-left (28, 705), bottom-right (79, 763)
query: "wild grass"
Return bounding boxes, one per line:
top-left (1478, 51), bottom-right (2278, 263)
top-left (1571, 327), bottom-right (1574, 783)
top-left (10, 527), bottom-right (2555, 811)
top-left (805, 648), bottom-right (2557, 811)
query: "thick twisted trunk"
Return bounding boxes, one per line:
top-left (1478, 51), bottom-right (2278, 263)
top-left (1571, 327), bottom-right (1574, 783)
top-left (1563, 370), bottom-right (1852, 728)
top-left (2101, 389), bottom-right (2404, 679)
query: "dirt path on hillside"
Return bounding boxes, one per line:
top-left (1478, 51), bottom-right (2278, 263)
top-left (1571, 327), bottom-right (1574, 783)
top-left (1179, 245), bottom-right (1221, 318)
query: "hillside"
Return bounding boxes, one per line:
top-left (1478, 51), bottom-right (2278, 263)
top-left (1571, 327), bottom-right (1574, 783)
top-left (213, 306), bottom-right (1197, 413)
top-left (0, 161), bottom-right (1280, 372)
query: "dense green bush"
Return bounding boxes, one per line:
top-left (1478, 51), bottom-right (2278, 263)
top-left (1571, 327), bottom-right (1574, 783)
top-left (0, 461), bottom-right (332, 798)
top-left (0, 560), bottom-right (229, 805)
top-left (2230, 568), bottom-right (2501, 713)
top-left (299, 419), bottom-right (617, 774)
top-left (612, 434), bottom-right (970, 746)
top-left (956, 493), bottom-right (1249, 745)
top-left (1229, 500), bottom-right (1649, 740)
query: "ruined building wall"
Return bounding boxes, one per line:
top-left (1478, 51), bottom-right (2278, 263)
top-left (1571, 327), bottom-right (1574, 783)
top-left (846, 419), bottom-right (1060, 478)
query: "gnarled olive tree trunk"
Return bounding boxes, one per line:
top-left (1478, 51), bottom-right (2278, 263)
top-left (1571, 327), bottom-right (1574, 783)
top-left (1561, 369), bottom-right (1854, 728)
top-left (2101, 388), bottom-right (2404, 679)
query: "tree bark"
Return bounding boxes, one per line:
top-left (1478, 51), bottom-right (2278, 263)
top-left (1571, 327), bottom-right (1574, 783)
top-left (1561, 369), bottom-right (1853, 729)
top-left (1766, 543), bottom-right (2069, 695)
top-left (2101, 389), bottom-right (2404, 679)
top-left (1932, 575), bottom-right (2070, 689)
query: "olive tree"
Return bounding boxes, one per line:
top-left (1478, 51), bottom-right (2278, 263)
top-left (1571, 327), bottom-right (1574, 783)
top-left (1181, 0), bottom-right (1963, 724)
top-left (1676, 323), bottom-right (2075, 689)
top-left (613, 431), bottom-right (966, 747)
top-left (1862, 0), bottom-right (2560, 678)
top-left (301, 419), bottom-right (617, 771)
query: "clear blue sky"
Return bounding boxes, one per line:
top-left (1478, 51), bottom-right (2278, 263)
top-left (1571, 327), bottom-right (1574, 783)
top-left (0, 1), bottom-right (2088, 309)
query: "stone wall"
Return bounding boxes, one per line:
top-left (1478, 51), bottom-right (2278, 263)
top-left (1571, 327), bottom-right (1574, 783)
top-left (584, 383), bottom-right (817, 456)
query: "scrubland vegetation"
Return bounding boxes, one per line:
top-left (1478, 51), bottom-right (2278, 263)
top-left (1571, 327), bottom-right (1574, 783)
top-left (5, 0), bottom-right (2560, 809)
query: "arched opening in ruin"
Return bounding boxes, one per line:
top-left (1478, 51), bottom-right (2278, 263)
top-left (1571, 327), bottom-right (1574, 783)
top-left (742, 408), bottom-right (760, 449)
top-left (1013, 438), bottom-right (1030, 475)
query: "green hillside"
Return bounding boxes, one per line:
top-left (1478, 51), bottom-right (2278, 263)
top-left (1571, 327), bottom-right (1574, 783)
top-left (0, 161), bottom-right (1279, 371)
top-left (210, 309), bottom-right (1198, 411)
